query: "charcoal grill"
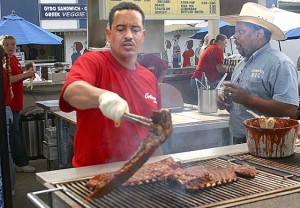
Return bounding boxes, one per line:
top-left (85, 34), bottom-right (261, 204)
top-left (29, 144), bottom-right (300, 208)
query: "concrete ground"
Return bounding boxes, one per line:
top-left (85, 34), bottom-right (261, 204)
top-left (12, 159), bottom-right (52, 208)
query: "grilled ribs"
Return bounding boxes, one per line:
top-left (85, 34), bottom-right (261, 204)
top-left (86, 109), bottom-right (173, 199)
top-left (168, 165), bottom-right (238, 190)
top-left (169, 164), bottom-right (257, 191)
top-left (124, 157), bottom-right (181, 186)
top-left (87, 156), bottom-right (257, 198)
top-left (225, 164), bottom-right (257, 178)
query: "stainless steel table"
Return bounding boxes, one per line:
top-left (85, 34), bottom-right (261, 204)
top-left (35, 100), bottom-right (60, 170)
top-left (36, 100), bottom-right (60, 129)
top-left (52, 111), bottom-right (76, 169)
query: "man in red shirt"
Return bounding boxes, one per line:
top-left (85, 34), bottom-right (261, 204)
top-left (1, 35), bottom-right (36, 173)
top-left (190, 34), bottom-right (228, 104)
top-left (138, 53), bottom-right (168, 83)
top-left (59, 2), bottom-right (161, 167)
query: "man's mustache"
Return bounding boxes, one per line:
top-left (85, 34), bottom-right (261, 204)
top-left (122, 39), bottom-right (134, 45)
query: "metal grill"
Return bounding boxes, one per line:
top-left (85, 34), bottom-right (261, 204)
top-left (52, 157), bottom-right (300, 208)
top-left (221, 153), bottom-right (300, 180)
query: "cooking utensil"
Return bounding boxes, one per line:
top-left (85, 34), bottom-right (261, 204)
top-left (123, 112), bottom-right (152, 129)
top-left (202, 72), bottom-right (209, 89)
top-left (246, 110), bottom-right (260, 118)
top-left (215, 73), bottom-right (228, 89)
top-left (195, 78), bottom-right (207, 89)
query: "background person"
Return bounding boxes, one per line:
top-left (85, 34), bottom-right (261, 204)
top-left (182, 40), bottom-right (194, 67)
top-left (218, 3), bottom-right (299, 144)
top-left (198, 34), bottom-right (210, 57)
top-left (59, 2), bottom-right (161, 167)
top-left (0, 35), bottom-right (36, 173)
top-left (194, 39), bottom-right (204, 65)
top-left (137, 53), bottom-right (168, 83)
top-left (162, 40), bottom-right (172, 67)
top-left (0, 44), bottom-right (15, 197)
top-left (172, 34), bottom-right (181, 68)
top-left (24, 62), bottom-right (42, 81)
top-left (190, 34), bottom-right (228, 104)
top-left (28, 44), bottom-right (38, 60)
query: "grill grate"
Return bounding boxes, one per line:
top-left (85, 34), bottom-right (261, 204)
top-left (53, 158), bottom-right (300, 208)
top-left (221, 153), bottom-right (300, 180)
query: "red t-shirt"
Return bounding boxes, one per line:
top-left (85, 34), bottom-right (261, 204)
top-left (138, 54), bottom-right (168, 80)
top-left (9, 55), bottom-right (23, 112)
top-left (59, 50), bottom-right (161, 167)
top-left (2, 67), bottom-right (12, 106)
top-left (182, 49), bottom-right (195, 67)
top-left (191, 44), bottom-right (224, 82)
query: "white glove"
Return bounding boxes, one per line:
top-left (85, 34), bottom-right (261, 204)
top-left (98, 91), bottom-right (129, 123)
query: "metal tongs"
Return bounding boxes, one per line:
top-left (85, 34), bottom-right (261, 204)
top-left (123, 112), bottom-right (152, 129)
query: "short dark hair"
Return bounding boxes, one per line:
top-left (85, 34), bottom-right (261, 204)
top-left (108, 2), bottom-right (145, 29)
top-left (244, 22), bottom-right (272, 42)
top-left (186, 40), bottom-right (193, 49)
top-left (215, 34), bottom-right (227, 42)
top-left (25, 62), bottom-right (34, 70)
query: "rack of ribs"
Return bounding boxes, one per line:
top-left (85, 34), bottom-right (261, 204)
top-left (86, 109), bottom-right (173, 199)
top-left (125, 162), bottom-right (256, 191)
top-left (124, 157), bottom-right (181, 186)
top-left (168, 165), bottom-right (238, 190)
top-left (87, 156), bottom-right (257, 198)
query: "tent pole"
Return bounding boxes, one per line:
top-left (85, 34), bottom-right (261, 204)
top-left (230, 39), bottom-right (233, 55)
top-left (0, 66), bottom-right (13, 207)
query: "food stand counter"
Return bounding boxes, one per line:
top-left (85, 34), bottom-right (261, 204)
top-left (50, 108), bottom-right (231, 169)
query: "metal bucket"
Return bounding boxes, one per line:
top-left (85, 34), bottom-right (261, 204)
top-left (198, 89), bottom-right (218, 113)
top-left (243, 118), bottom-right (299, 158)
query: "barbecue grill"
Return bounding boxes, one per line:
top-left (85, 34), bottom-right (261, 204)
top-left (29, 144), bottom-right (300, 208)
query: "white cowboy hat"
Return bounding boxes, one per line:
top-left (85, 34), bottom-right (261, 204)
top-left (222, 2), bottom-right (285, 40)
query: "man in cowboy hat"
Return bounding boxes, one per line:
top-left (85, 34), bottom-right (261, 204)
top-left (217, 3), bottom-right (299, 144)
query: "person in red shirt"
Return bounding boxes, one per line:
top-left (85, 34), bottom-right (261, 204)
top-left (182, 40), bottom-right (195, 67)
top-left (1, 35), bottom-right (36, 173)
top-left (0, 44), bottom-right (16, 197)
top-left (59, 2), bottom-right (161, 167)
top-left (190, 34), bottom-right (228, 104)
top-left (138, 53), bottom-right (168, 83)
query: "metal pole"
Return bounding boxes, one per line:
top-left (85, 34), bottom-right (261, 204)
top-left (0, 64), bottom-right (13, 207)
top-left (278, 40), bottom-right (282, 51)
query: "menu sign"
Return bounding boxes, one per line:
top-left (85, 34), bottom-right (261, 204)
top-left (99, 0), bottom-right (220, 20)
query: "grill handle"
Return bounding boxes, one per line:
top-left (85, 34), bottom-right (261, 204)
top-left (27, 187), bottom-right (66, 208)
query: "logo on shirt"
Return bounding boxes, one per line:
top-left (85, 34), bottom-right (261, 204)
top-left (145, 93), bottom-right (157, 104)
top-left (250, 68), bottom-right (264, 79)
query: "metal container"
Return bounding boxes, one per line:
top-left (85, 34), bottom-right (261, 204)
top-left (21, 107), bottom-right (55, 159)
top-left (243, 118), bottom-right (299, 158)
top-left (198, 89), bottom-right (218, 113)
top-left (21, 113), bottom-right (39, 158)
